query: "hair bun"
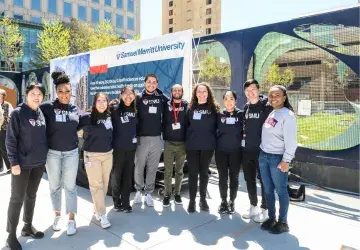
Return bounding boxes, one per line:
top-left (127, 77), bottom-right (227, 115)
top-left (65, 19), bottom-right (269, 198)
top-left (51, 71), bottom-right (70, 86)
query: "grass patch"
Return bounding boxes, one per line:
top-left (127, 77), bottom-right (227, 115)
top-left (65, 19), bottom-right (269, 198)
top-left (296, 113), bottom-right (356, 146)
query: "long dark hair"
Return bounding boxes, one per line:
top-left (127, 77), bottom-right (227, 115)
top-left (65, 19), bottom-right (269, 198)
top-left (119, 85), bottom-right (136, 112)
top-left (270, 85), bottom-right (294, 112)
top-left (90, 93), bottom-right (110, 125)
top-left (189, 82), bottom-right (220, 112)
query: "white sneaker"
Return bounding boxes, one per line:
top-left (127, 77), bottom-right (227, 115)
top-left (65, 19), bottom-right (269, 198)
top-left (242, 205), bottom-right (260, 219)
top-left (52, 216), bottom-right (62, 231)
top-left (134, 191), bottom-right (143, 204)
top-left (100, 214), bottom-right (111, 229)
top-left (254, 208), bottom-right (269, 223)
top-left (94, 213), bottom-right (100, 221)
top-left (145, 194), bottom-right (154, 207)
top-left (67, 220), bottom-right (77, 236)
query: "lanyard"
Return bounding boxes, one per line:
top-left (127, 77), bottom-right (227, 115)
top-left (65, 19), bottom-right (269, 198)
top-left (243, 106), bottom-right (249, 138)
top-left (172, 101), bottom-right (181, 124)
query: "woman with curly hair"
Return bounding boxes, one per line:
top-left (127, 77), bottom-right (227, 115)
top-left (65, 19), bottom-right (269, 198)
top-left (185, 82), bottom-right (220, 213)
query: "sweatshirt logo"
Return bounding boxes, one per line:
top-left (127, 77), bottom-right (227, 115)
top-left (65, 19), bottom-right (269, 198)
top-left (264, 117), bottom-right (278, 128)
top-left (143, 99), bottom-right (148, 105)
top-left (221, 116), bottom-right (226, 123)
top-left (29, 119), bottom-right (36, 126)
top-left (249, 113), bottom-right (260, 119)
top-left (29, 119), bottom-right (45, 127)
top-left (55, 109), bottom-right (61, 115)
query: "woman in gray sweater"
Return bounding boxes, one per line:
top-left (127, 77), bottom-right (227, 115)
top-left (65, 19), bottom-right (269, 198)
top-left (258, 85), bottom-right (297, 234)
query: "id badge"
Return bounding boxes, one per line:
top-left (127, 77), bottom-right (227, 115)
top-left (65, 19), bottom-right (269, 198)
top-left (85, 162), bottom-right (91, 167)
top-left (193, 112), bottom-right (202, 120)
top-left (132, 137), bottom-right (137, 144)
top-left (226, 117), bottom-right (235, 124)
top-left (56, 114), bottom-right (63, 122)
top-left (172, 123), bottom-right (181, 130)
top-left (241, 139), bottom-right (245, 147)
top-left (121, 116), bottom-right (129, 123)
top-left (149, 106), bottom-right (157, 114)
top-left (104, 121), bottom-right (112, 130)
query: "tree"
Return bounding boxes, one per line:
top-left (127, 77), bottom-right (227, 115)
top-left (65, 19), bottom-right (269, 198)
top-left (200, 56), bottom-right (231, 87)
top-left (69, 18), bottom-right (94, 55)
top-left (263, 63), bottom-right (295, 91)
top-left (88, 20), bottom-right (125, 51)
top-left (35, 20), bottom-right (70, 67)
top-left (0, 16), bottom-right (25, 71)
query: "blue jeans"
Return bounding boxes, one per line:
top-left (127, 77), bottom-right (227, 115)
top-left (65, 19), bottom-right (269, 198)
top-left (258, 150), bottom-right (289, 223)
top-left (46, 148), bottom-right (79, 214)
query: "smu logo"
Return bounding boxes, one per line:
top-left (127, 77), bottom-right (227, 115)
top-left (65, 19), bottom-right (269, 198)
top-left (264, 117), bottom-right (278, 128)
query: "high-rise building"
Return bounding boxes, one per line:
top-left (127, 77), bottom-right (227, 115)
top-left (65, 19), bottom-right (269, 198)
top-left (162, 0), bottom-right (221, 36)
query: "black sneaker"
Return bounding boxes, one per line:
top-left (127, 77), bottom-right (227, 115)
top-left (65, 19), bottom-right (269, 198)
top-left (199, 199), bottom-right (209, 211)
top-left (228, 200), bottom-right (235, 214)
top-left (6, 234), bottom-right (22, 250)
top-left (218, 200), bottom-right (228, 214)
top-left (174, 194), bottom-right (182, 205)
top-left (269, 221), bottom-right (290, 234)
top-left (260, 218), bottom-right (277, 231)
top-left (21, 224), bottom-right (44, 239)
top-left (113, 198), bottom-right (123, 212)
top-left (124, 206), bottom-right (132, 213)
top-left (187, 200), bottom-right (196, 213)
top-left (163, 196), bottom-right (170, 207)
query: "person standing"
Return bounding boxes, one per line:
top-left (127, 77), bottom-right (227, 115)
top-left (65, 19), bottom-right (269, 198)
top-left (242, 79), bottom-right (272, 223)
top-left (215, 91), bottom-right (243, 214)
top-left (40, 71), bottom-right (80, 236)
top-left (259, 85), bottom-right (297, 234)
top-left (133, 74), bottom-right (169, 207)
top-left (0, 89), bottom-right (13, 173)
top-left (162, 84), bottom-right (188, 207)
top-left (111, 86), bottom-right (137, 213)
top-left (185, 83), bottom-right (219, 213)
top-left (5, 83), bottom-right (47, 250)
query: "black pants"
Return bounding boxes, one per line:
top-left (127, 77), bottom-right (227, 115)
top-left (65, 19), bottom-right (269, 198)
top-left (0, 130), bottom-right (10, 170)
top-left (7, 166), bottom-right (45, 234)
top-left (111, 149), bottom-right (135, 208)
top-left (242, 149), bottom-right (267, 209)
top-left (215, 150), bottom-right (242, 201)
top-left (186, 150), bottom-right (214, 201)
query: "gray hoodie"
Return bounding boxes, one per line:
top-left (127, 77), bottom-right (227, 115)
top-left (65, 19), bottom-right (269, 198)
top-left (260, 107), bottom-right (297, 162)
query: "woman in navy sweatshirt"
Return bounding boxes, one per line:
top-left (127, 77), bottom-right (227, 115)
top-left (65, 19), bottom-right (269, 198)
top-left (40, 71), bottom-right (79, 236)
top-left (215, 91), bottom-right (243, 214)
top-left (79, 93), bottom-right (113, 229)
top-left (5, 83), bottom-right (47, 250)
top-left (111, 85), bottom-right (137, 213)
top-left (185, 82), bottom-right (219, 213)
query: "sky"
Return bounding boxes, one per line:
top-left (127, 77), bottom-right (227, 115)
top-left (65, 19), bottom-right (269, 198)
top-left (140, 0), bottom-right (358, 40)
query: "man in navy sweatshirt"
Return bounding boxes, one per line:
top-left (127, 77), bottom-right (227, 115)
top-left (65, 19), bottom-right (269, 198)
top-left (162, 84), bottom-right (188, 207)
top-left (133, 74), bottom-right (169, 207)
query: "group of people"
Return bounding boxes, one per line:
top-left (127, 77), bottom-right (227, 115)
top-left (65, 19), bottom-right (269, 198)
top-left (3, 72), bottom-right (297, 250)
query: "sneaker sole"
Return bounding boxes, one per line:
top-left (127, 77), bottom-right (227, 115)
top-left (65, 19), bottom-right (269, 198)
top-left (67, 231), bottom-right (76, 236)
top-left (163, 204), bottom-right (170, 207)
top-left (174, 201), bottom-right (183, 205)
top-left (52, 227), bottom-right (61, 231)
top-left (254, 218), bottom-right (268, 223)
top-left (101, 224), bottom-right (111, 229)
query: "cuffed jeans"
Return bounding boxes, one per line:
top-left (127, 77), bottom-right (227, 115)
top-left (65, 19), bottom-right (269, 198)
top-left (258, 150), bottom-right (289, 223)
top-left (46, 148), bottom-right (79, 214)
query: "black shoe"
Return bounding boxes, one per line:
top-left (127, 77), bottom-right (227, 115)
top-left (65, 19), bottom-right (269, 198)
top-left (260, 218), bottom-right (277, 231)
top-left (228, 200), bottom-right (235, 214)
top-left (163, 196), bottom-right (171, 207)
top-left (124, 206), bottom-right (132, 213)
top-left (218, 200), bottom-right (228, 214)
top-left (199, 199), bottom-right (209, 211)
top-left (269, 221), bottom-right (290, 234)
top-left (6, 234), bottom-right (22, 250)
top-left (187, 200), bottom-right (196, 213)
top-left (21, 224), bottom-right (44, 239)
top-left (174, 194), bottom-right (182, 205)
top-left (0, 166), bottom-right (3, 172)
top-left (113, 198), bottom-right (124, 212)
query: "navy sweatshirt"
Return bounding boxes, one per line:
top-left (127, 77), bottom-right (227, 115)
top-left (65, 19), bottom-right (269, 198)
top-left (185, 103), bottom-right (217, 150)
top-left (79, 112), bottom-right (113, 153)
top-left (162, 100), bottom-right (188, 142)
top-left (216, 108), bottom-right (243, 152)
top-left (243, 97), bottom-right (273, 151)
top-left (111, 104), bottom-right (137, 150)
top-left (136, 89), bottom-right (169, 137)
top-left (6, 103), bottom-right (48, 169)
top-left (40, 99), bottom-right (79, 151)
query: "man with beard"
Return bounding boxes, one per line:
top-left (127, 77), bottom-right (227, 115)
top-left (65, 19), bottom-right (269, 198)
top-left (133, 74), bottom-right (169, 207)
top-left (162, 84), bottom-right (188, 207)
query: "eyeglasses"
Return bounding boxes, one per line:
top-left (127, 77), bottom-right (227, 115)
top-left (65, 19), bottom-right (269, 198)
top-left (96, 100), bottom-right (108, 104)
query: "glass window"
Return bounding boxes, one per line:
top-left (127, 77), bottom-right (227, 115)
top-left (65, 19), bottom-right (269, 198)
top-left (127, 17), bottom-right (134, 30)
top-left (169, 19), bottom-right (173, 25)
top-left (48, 0), bottom-right (56, 14)
top-left (105, 0), bottom-right (111, 6)
top-left (32, 17), bottom-right (41, 23)
top-left (206, 18), bottom-right (211, 25)
top-left (169, 10), bottom-right (173, 16)
top-left (206, 8), bottom-right (211, 15)
top-left (78, 5), bottom-right (86, 21)
top-left (92, 9), bottom-right (99, 23)
top-left (64, 2), bottom-right (72, 18)
top-left (116, 14), bottom-right (123, 28)
top-left (169, 27), bottom-right (173, 33)
top-left (206, 28), bottom-right (211, 34)
top-left (116, 0), bottom-right (123, 9)
top-left (13, 14), bottom-right (23, 20)
top-left (92, 0), bottom-right (98, 3)
top-left (104, 11), bottom-right (111, 21)
top-left (32, 0), bottom-right (41, 11)
top-left (169, 1), bottom-right (173, 7)
top-left (206, 0), bottom-right (212, 4)
top-left (128, 0), bottom-right (134, 13)
top-left (127, 34), bottom-right (133, 39)
top-left (14, 0), bottom-right (23, 7)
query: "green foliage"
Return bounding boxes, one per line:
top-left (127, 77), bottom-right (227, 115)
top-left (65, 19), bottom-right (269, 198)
top-left (88, 20), bottom-right (125, 51)
top-left (200, 56), bottom-right (231, 87)
top-left (263, 63), bottom-right (295, 91)
top-left (69, 18), bottom-right (94, 55)
top-left (0, 16), bottom-right (25, 71)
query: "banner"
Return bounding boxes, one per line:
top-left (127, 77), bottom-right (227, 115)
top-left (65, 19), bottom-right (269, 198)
top-left (50, 30), bottom-right (193, 111)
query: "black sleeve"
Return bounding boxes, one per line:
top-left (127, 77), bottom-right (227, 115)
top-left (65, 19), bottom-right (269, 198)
top-left (78, 114), bottom-right (91, 130)
top-left (6, 110), bottom-right (20, 167)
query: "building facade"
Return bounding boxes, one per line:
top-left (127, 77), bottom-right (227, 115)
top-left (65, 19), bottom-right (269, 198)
top-left (162, 0), bottom-right (221, 37)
